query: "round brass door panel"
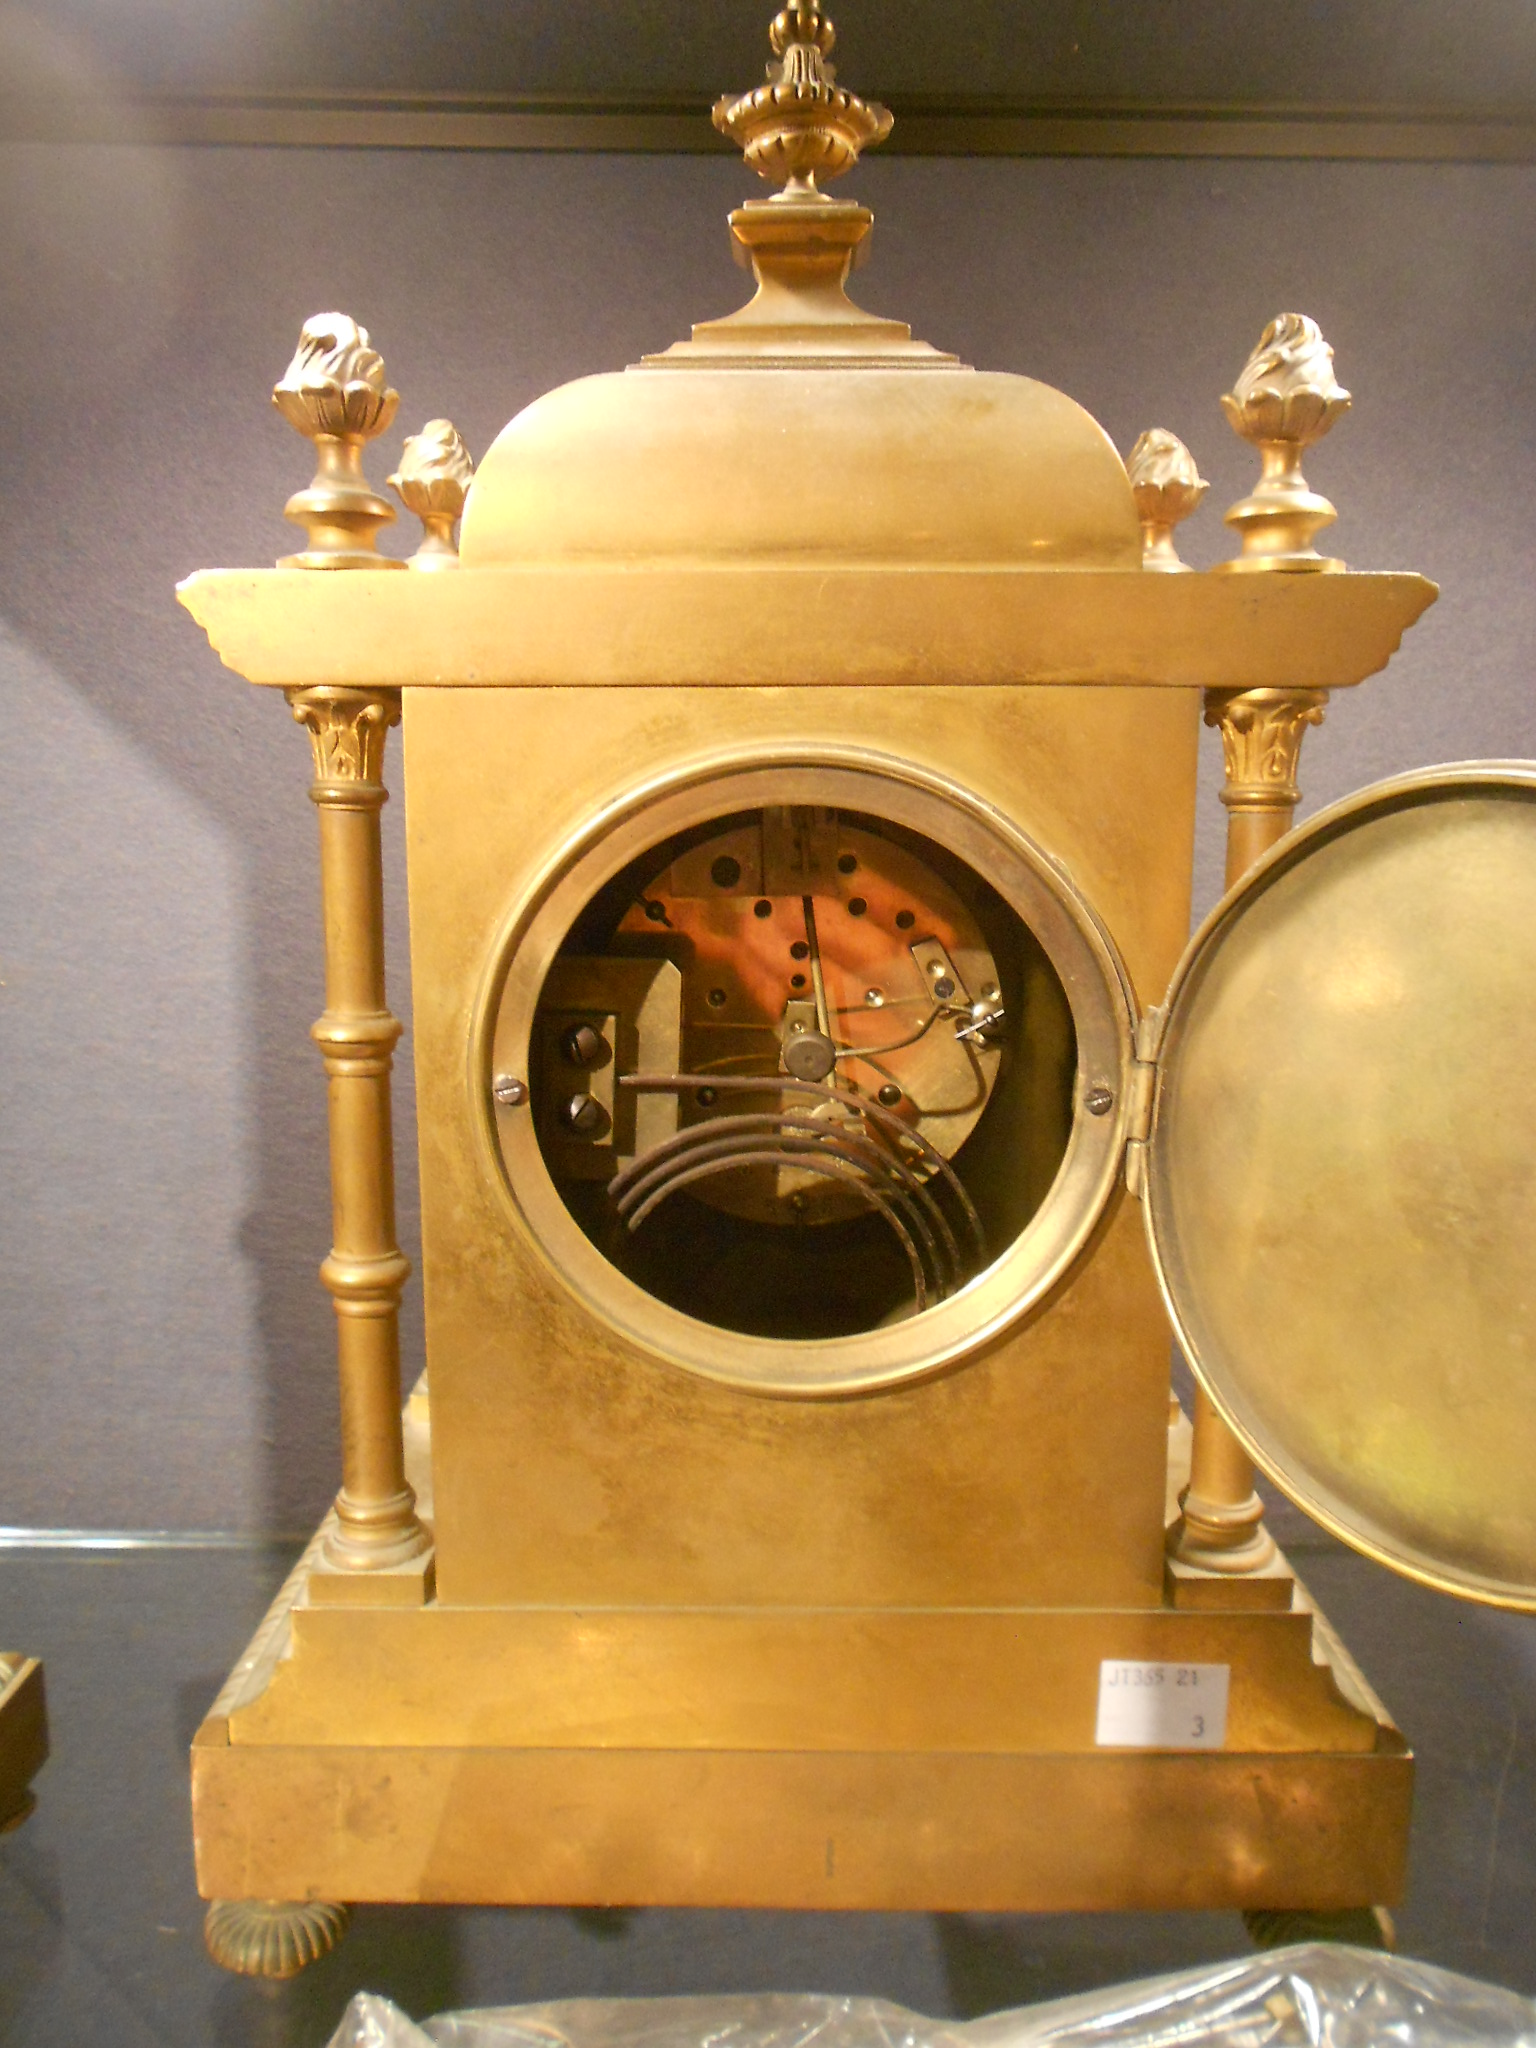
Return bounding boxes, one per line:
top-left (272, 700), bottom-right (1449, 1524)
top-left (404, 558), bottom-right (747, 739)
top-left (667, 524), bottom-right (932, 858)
top-left (481, 750), bottom-right (1137, 1397)
top-left (1147, 764), bottom-right (1536, 1607)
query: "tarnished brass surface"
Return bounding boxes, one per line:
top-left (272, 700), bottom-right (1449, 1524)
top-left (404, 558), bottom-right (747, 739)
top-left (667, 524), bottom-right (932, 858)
top-left (407, 681), bottom-right (1189, 1604)
top-left (1149, 765), bottom-right (1536, 1608)
top-left (192, 1738), bottom-right (1411, 1912)
top-left (177, 564), bottom-right (1436, 693)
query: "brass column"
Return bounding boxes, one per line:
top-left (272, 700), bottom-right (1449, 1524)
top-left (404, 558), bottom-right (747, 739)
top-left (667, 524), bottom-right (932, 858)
top-left (1168, 309), bottom-right (1350, 1574)
top-left (289, 685), bottom-right (428, 1572)
top-left (1169, 685), bottom-right (1327, 1571)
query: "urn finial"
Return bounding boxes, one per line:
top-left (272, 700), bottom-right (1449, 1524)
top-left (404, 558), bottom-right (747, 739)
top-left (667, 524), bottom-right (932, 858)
top-left (389, 420), bottom-right (475, 570)
top-left (713, 4), bottom-right (892, 200)
top-left (271, 314), bottom-right (404, 571)
top-left (1216, 313), bottom-right (1352, 574)
top-left (1126, 429), bottom-right (1208, 573)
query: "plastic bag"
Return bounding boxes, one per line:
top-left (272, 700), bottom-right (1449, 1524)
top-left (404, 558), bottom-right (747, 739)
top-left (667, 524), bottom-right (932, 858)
top-left (322, 1944), bottom-right (1536, 2048)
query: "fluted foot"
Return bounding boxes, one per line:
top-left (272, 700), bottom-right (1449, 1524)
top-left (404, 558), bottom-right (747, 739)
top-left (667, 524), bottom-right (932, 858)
top-left (203, 1897), bottom-right (351, 1978)
top-left (1244, 1905), bottom-right (1395, 1951)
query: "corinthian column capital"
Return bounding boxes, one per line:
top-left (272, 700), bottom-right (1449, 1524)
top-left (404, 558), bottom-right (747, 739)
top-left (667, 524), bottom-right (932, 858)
top-left (1204, 686), bottom-right (1329, 815)
top-left (287, 686), bottom-right (400, 801)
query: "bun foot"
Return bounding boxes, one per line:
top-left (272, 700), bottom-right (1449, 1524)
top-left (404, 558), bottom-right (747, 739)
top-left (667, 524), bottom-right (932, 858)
top-left (203, 1897), bottom-right (352, 1977)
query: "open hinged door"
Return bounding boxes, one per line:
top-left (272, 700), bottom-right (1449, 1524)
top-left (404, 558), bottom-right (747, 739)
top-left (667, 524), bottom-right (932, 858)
top-left (1140, 763), bottom-right (1536, 1610)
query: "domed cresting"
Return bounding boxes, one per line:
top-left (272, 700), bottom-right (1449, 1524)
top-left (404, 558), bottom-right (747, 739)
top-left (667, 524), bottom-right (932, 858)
top-left (460, 0), bottom-right (1144, 563)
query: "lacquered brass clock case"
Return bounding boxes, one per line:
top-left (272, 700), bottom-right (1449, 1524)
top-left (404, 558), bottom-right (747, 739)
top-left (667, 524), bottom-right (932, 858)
top-left (176, 0), bottom-right (1479, 1967)
top-left (480, 749), bottom-right (1136, 1396)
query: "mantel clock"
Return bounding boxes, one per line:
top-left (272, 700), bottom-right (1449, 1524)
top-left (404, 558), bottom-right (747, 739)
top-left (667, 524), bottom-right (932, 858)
top-left (178, 6), bottom-right (1536, 1979)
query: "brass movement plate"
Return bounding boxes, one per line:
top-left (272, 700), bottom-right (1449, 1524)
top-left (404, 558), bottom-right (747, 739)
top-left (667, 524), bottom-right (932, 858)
top-left (1149, 765), bottom-right (1536, 1608)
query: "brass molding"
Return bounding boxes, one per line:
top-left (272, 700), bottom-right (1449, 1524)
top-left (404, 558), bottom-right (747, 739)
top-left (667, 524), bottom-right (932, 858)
top-left (176, 565), bottom-right (1438, 693)
top-left (4, 92), bottom-right (1535, 160)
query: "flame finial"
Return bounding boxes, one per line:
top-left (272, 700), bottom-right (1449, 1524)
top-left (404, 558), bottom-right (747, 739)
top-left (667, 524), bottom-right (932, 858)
top-left (713, 4), bottom-right (892, 200)
top-left (389, 419), bottom-right (475, 570)
top-left (271, 314), bottom-right (404, 570)
top-left (1127, 429), bottom-right (1208, 573)
top-left (1216, 313), bottom-right (1352, 573)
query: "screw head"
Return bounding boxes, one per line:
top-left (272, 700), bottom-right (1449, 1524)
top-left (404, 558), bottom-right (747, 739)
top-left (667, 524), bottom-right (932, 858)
top-left (562, 1093), bottom-right (611, 1138)
top-left (932, 977), bottom-right (956, 1000)
top-left (877, 1083), bottom-right (902, 1108)
top-left (559, 1022), bottom-right (606, 1068)
top-left (492, 1075), bottom-right (528, 1107)
top-left (1084, 1085), bottom-right (1114, 1117)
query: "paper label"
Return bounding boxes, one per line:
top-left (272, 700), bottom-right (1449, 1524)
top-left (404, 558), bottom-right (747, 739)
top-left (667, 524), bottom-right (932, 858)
top-left (1096, 1660), bottom-right (1229, 1749)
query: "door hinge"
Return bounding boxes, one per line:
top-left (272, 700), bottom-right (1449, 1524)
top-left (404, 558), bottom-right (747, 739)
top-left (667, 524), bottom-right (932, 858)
top-left (1123, 1005), bottom-right (1165, 1201)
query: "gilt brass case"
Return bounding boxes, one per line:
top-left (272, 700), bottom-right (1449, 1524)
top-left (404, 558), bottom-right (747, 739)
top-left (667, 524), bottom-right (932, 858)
top-left (174, 3), bottom-right (1536, 1972)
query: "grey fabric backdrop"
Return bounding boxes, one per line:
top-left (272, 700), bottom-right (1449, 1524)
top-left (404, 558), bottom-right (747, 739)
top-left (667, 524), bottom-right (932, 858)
top-left (15, 0), bottom-right (1536, 112)
top-left (0, 142), bottom-right (1532, 1533)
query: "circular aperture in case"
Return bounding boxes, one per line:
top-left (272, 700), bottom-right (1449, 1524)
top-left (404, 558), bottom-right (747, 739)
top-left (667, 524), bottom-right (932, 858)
top-left (525, 802), bottom-right (1077, 1339)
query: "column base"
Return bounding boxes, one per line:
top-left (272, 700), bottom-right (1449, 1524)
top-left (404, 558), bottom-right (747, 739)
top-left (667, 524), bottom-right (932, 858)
top-left (324, 1484), bottom-right (433, 1574)
top-left (1167, 1488), bottom-right (1278, 1574)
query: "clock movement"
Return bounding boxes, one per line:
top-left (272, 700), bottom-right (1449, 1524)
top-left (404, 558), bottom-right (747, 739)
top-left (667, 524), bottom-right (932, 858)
top-left (177, 4), bottom-right (1536, 1978)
